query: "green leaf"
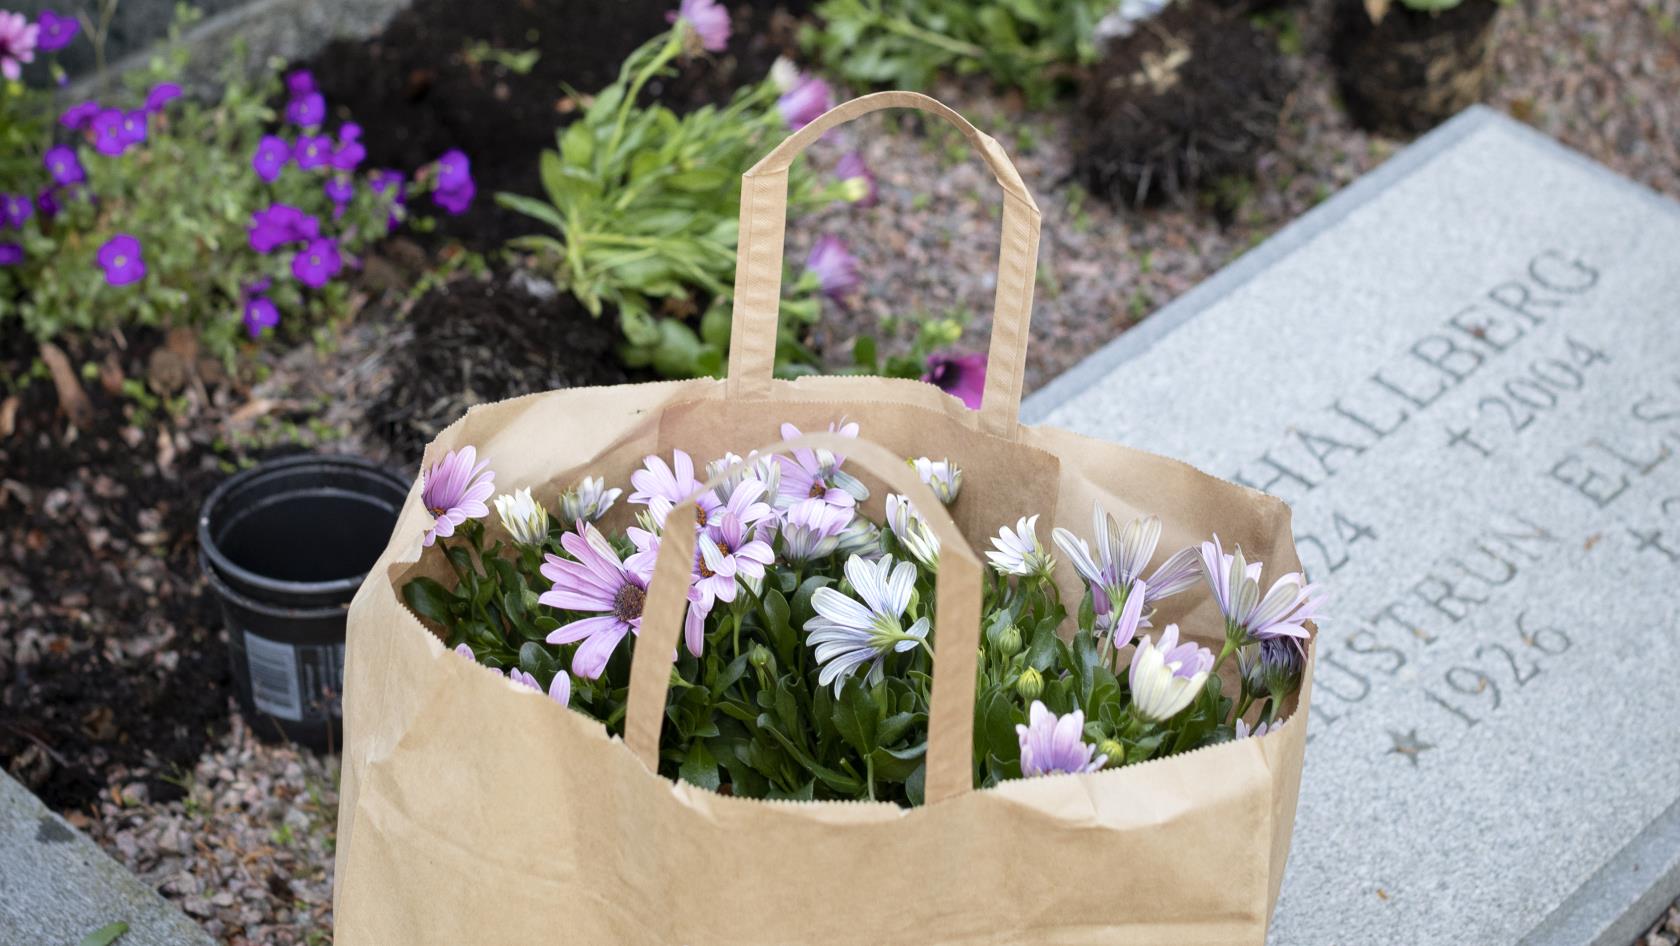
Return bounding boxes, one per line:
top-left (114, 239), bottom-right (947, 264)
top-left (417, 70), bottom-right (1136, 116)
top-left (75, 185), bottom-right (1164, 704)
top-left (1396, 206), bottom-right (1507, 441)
top-left (402, 577), bottom-right (455, 625)
top-left (559, 121), bottom-right (596, 169)
top-left (761, 588), bottom-right (795, 667)
top-left (78, 922), bottom-right (129, 946)
top-left (833, 681), bottom-right (881, 757)
top-left (853, 334), bottom-right (878, 369)
top-left (869, 742), bottom-right (926, 782)
top-left (679, 741), bottom-right (721, 791)
top-left (495, 192), bottom-right (566, 231)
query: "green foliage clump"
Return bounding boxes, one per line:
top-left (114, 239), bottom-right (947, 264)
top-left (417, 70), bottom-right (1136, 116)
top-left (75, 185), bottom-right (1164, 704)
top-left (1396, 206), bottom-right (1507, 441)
top-left (501, 25), bottom-right (848, 380)
top-left (803, 0), bottom-right (1113, 104)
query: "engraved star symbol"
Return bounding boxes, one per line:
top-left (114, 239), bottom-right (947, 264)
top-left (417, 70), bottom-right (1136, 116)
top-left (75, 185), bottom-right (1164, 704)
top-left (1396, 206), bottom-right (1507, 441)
top-left (1387, 728), bottom-right (1434, 767)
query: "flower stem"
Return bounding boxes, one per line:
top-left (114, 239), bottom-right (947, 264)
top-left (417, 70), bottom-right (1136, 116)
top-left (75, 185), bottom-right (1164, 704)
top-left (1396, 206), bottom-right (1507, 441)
top-left (604, 30), bottom-right (682, 170)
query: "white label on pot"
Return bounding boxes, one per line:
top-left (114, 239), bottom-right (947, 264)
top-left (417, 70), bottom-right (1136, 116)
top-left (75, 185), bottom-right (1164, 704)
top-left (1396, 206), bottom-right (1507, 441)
top-left (245, 631), bottom-right (303, 721)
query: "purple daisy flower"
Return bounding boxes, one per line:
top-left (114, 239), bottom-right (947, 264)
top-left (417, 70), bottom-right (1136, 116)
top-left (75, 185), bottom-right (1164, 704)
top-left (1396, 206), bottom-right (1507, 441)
top-left (419, 445), bottom-right (495, 547)
top-left (835, 150), bottom-right (879, 207)
top-left (44, 145), bottom-right (84, 186)
top-left (34, 10), bottom-right (78, 52)
top-left (779, 497), bottom-right (852, 564)
top-left (693, 505), bottom-right (774, 619)
top-left (539, 523), bottom-right (649, 680)
top-left (1050, 504), bottom-right (1201, 641)
top-left (286, 91), bottom-right (325, 128)
top-left (1016, 701), bottom-right (1107, 776)
top-left (1, 193), bottom-right (32, 229)
top-left (774, 421), bottom-right (868, 513)
top-left (507, 667), bottom-right (572, 708)
top-left (922, 350), bottom-right (986, 410)
top-left (243, 296), bottom-right (280, 338)
top-left (0, 12), bottom-right (38, 81)
top-left (804, 234), bottom-right (858, 297)
top-left (252, 134), bottom-right (289, 182)
top-left (290, 237), bottom-right (342, 288)
top-left (294, 134), bottom-right (332, 170)
top-left (96, 233), bottom-right (146, 286)
top-left (90, 109), bottom-right (129, 156)
top-left (60, 100), bottom-right (100, 130)
top-left (804, 553), bottom-right (929, 695)
top-left (667, 0), bottom-right (730, 53)
top-left (0, 243), bottom-right (23, 266)
top-left (628, 449), bottom-right (717, 525)
top-left (284, 68), bottom-right (315, 97)
top-left (144, 82), bottom-right (182, 113)
top-left (1199, 535), bottom-right (1325, 646)
top-left (777, 74), bottom-right (831, 130)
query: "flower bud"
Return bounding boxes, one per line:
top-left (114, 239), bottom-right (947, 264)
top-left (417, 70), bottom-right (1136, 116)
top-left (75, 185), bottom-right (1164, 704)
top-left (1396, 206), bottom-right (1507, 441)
top-left (492, 487), bottom-right (549, 547)
top-left (1098, 739), bottom-right (1124, 766)
top-left (997, 624), bottom-right (1023, 657)
top-left (1260, 637), bottom-right (1304, 700)
top-left (1015, 667), bottom-right (1044, 701)
top-left (1237, 643), bottom-right (1267, 698)
top-left (749, 644), bottom-right (774, 672)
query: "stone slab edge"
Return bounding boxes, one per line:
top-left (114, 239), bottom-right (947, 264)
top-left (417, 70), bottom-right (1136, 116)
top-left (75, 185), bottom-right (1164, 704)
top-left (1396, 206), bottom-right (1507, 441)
top-left (0, 771), bottom-right (214, 946)
top-left (1020, 104), bottom-right (1680, 946)
top-left (65, 0), bottom-right (409, 101)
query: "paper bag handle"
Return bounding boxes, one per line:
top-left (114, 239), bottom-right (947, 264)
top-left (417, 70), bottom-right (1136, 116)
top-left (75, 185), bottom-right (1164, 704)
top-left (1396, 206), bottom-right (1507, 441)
top-left (724, 91), bottom-right (1042, 440)
top-left (625, 432), bottom-right (984, 804)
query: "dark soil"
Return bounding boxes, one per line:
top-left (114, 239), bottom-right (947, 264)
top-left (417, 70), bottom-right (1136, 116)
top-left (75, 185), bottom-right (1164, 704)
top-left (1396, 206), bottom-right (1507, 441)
top-left (1330, 0), bottom-right (1501, 136)
top-left (1075, 2), bottom-right (1291, 208)
top-left (307, 0), bottom-right (815, 250)
top-left (370, 271), bottom-right (646, 461)
top-left (0, 329), bottom-right (234, 812)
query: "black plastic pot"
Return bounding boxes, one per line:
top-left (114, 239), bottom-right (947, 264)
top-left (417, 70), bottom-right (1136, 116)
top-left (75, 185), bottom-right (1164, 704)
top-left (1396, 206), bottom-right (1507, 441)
top-left (199, 454), bottom-right (409, 751)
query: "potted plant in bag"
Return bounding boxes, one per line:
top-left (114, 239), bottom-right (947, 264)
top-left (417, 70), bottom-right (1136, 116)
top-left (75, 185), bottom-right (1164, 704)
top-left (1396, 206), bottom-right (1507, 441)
top-left (1330, 0), bottom-right (1504, 136)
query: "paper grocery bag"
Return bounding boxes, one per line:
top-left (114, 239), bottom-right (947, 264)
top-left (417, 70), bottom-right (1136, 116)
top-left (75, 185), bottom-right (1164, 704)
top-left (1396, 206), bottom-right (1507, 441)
top-left (334, 91), bottom-right (1314, 945)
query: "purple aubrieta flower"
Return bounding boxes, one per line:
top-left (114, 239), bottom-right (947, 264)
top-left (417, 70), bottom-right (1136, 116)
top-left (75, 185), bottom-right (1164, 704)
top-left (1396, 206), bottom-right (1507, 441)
top-left (419, 445), bottom-right (495, 547)
top-left (324, 176), bottom-right (354, 218)
top-left (507, 667), bottom-right (572, 708)
top-left (667, 0), bottom-right (730, 53)
top-left (369, 168), bottom-right (407, 230)
top-left (36, 187), bottom-right (62, 218)
top-left (431, 149), bottom-right (474, 215)
top-left (96, 233), bottom-right (146, 286)
top-left (43, 145), bottom-right (84, 186)
top-left (1, 193), bottom-right (31, 229)
top-left (922, 350), bottom-right (986, 410)
top-left (0, 243), bottom-right (22, 266)
top-left (330, 124), bottom-right (365, 171)
top-left (61, 100), bottom-right (101, 130)
top-left (248, 204), bottom-right (319, 253)
top-left (290, 237), bottom-right (343, 288)
top-left (90, 109), bottom-right (129, 156)
top-left (118, 110), bottom-right (147, 145)
top-left (777, 74), bottom-right (831, 130)
top-left (144, 83), bottom-right (182, 113)
top-left (252, 135), bottom-right (289, 182)
top-left (1016, 701), bottom-right (1107, 777)
top-left (539, 523), bottom-right (649, 680)
top-left (34, 10), bottom-right (77, 52)
top-left (294, 134), bottom-right (332, 170)
top-left (0, 12), bottom-right (38, 81)
top-left (243, 296), bottom-right (279, 338)
top-left (835, 151), bottom-right (878, 207)
top-left (804, 234), bottom-right (858, 297)
top-left (286, 91), bottom-right (325, 128)
top-left (285, 68), bottom-right (315, 97)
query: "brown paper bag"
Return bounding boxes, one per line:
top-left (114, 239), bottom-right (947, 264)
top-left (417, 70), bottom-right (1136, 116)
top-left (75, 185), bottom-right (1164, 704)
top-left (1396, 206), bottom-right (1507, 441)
top-left (334, 91), bottom-right (1314, 945)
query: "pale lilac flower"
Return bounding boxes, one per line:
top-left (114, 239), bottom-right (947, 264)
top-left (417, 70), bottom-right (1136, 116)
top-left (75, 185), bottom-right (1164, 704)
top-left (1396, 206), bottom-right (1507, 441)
top-left (96, 234), bottom-right (145, 286)
top-left (774, 421), bottom-right (868, 512)
top-left (43, 146), bottom-right (83, 186)
top-left (923, 350), bottom-right (986, 410)
top-left (834, 516), bottom-right (882, 559)
top-left (885, 493), bottom-right (939, 573)
top-left (778, 73), bottom-right (831, 129)
top-left (629, 449), bottom-right (720, 528)
top-left (1234, 716), bottom-right (1284, 740)
top-left (493, 486), bottom-right (550, 547)
top-left (453, 643), bottom-right (474, 660)
top-left (558, 475), bottom-right (622, 526)
top-left (1259, 634), bottom-right (1304, 698)
top-left (987, 515), bottom-right (1055, 580)
top-left (0, 12), bottom-right (37, 81)
top-left (805, 554), bottom-right (929, 695)
top-left (420, 446), bottom-right (495, 547)
top-left (1199, 535), bottom-right (1324, 645)
top-left (804, 234), bottom-right (858, 297)
top-left (540, 523), bottom-right (648, 679)
top-left (835, 150), bottom-right (878, 207)
top-left (508, 667), bottom-right (572, 707)
top-left (706, 451), bottom-right (780, 505)
top-left (1053, 504), bottom-right (1200, 639)
top-left (780, 498), bottom-right (851, 563)
top-left (1016, 701), bottom-right (1106, 776)
top-left (693, 510), bottom-right (774, 631)
top-left (909, 457), bottom-right (961, 504)
top-left (667, 0), bottom-right (730, 53)
top-left (1128, 623), bottom-right (1214, 723)
top-left (34, 10), bottom-right (77, 52)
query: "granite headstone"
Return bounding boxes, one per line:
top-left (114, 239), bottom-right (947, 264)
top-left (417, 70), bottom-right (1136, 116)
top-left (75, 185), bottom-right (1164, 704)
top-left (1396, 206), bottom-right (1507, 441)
top-left (1025, 107), bottom-right (1680, 945)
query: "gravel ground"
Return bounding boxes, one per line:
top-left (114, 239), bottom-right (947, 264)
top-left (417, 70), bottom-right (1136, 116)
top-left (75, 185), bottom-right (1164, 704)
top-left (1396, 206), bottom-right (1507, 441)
top-left (41, 1), bottom-right (1679, 943)
top-left (1643, 895), bottom-right (1680, 946)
